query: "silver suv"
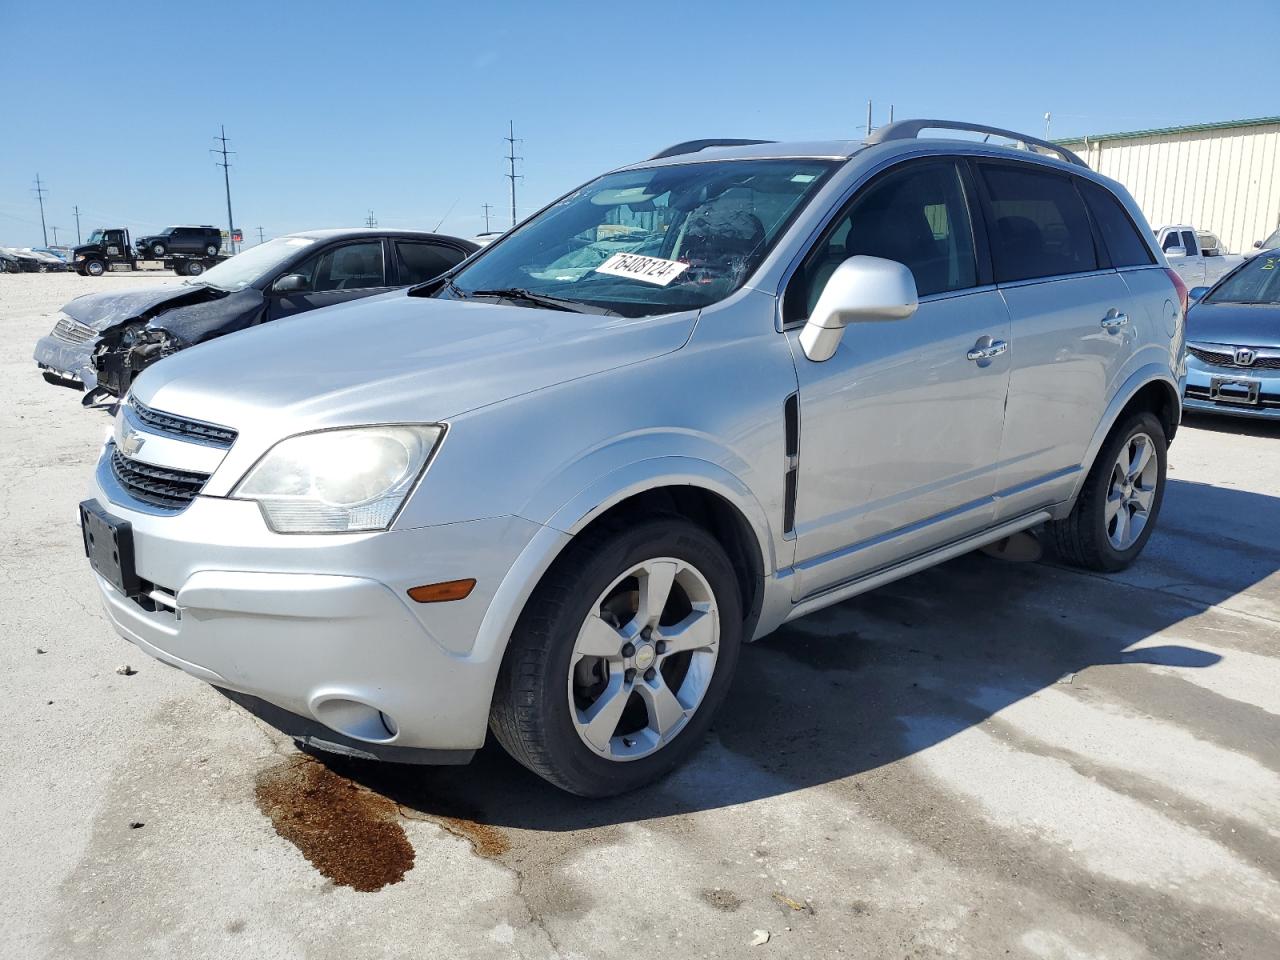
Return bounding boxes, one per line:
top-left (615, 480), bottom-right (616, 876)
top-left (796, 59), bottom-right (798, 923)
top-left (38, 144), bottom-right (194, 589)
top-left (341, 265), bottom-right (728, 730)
top-left (80, 120), bottom-right (1186, 796)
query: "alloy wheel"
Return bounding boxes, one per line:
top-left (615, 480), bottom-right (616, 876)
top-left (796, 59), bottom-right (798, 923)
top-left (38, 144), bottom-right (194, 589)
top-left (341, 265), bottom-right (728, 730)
top-left (1106, 431), bottom-right (1159, 550)
top-left (567, 558), bottom-right (719, 761)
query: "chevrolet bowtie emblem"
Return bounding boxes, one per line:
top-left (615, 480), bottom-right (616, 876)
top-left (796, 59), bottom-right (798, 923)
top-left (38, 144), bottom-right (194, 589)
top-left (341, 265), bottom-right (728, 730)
top-left (119, 423), bottom-right (146, 457)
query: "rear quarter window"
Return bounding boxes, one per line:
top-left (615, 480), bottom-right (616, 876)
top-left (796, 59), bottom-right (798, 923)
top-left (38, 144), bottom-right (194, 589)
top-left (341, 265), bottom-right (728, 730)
top-left (979, 163), bottom-right (1099, 283)
top-left (1077, 180), bottom-right (1155, 267)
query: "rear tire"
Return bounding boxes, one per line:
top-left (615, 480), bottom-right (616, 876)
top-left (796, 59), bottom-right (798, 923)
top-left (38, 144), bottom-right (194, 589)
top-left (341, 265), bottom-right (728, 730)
top-left (185, 260), bottom-right (205, 276)
top-left (150, 242), bottom-right (166, 257)
top-left (491, 515), bottom-right (742, 797)
top-left (1049, 410), bottom-right (1167, 572)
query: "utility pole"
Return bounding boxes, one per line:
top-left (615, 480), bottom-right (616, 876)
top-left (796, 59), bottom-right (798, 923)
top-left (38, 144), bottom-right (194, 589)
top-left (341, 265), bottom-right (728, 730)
top-left (889, 104), bottom-right (895, 124)
top-left (1044, 112), bottom-right (1052, 140)
top-left (256, 226), bottom-right (265, 245)
top-left (365, 210), bottom-right (377, 227)
top-left (504, 121), bottom-right (522, 227)
top-left (481, 202), bottom-right (493, 233)
top-left (865, 100), bottom-right (873, 137)
top-left (212, 125), bottom-right (236, 254)
top-left (73, 205), bottom-right (82, 244)
top-left (33, 174), bottom-right (49, 247)
top-left (49, 225), bottom-right (60, 246)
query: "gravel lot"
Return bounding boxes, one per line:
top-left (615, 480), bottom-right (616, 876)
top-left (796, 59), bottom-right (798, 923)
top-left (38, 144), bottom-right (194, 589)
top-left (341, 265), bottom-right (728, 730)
top-left (2, 272), bottom-right (1278, 959)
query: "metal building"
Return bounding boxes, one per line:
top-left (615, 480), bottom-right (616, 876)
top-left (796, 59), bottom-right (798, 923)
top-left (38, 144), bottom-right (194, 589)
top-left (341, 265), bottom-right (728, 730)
top-left (1058, 116), bottom-right (1280, 255)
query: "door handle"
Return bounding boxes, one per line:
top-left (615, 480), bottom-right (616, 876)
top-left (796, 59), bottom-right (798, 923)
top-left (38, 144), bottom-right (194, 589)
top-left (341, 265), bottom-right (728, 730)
top-left (1100, 311), bottom-right (1130, 331)
top-left (967, 339), bottom-right (1008, 362)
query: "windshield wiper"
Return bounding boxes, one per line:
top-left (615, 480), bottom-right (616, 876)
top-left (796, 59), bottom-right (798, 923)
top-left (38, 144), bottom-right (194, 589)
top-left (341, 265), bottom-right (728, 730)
top-left (466, 287), bottom-right (616, 315)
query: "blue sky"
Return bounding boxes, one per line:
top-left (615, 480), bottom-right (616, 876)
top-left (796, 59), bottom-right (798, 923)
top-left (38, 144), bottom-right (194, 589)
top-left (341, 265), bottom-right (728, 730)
top-left (2, 0), bottom-right (1274, 247)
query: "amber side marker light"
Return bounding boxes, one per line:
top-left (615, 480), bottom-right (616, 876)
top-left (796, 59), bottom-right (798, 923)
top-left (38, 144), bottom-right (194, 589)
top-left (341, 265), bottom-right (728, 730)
top-left (407, 579), bottom-right (476, 603)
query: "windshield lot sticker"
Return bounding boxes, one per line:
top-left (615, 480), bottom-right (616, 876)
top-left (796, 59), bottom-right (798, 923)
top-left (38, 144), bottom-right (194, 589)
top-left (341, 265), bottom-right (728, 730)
top-left (594, 252), bottom-right (689, 286)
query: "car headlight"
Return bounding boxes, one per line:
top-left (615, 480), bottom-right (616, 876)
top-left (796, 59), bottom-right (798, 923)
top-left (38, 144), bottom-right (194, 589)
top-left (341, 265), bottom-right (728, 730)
top-left (232, 425), bottom-right (444, 533)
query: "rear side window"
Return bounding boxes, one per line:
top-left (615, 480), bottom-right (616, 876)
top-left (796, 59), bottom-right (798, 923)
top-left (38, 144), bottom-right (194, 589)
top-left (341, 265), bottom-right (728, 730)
top-left (1181, 230), bottom-right (1199, 256)
top-left (1077, 180), bottom-right (1155, 267)
top-left (395, 241), bottom-right (467, 284)
top-left (980, 164), bottom-right (1098, 282)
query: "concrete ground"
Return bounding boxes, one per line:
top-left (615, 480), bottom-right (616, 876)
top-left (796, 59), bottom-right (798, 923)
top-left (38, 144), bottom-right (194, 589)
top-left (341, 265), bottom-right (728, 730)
top-left (1, 272), bottom-right (1277, 959)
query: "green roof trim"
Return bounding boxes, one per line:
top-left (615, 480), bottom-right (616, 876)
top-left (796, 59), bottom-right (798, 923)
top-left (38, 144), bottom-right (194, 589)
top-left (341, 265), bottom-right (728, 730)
top-left (1056, 116), bottom-right (1280, 146)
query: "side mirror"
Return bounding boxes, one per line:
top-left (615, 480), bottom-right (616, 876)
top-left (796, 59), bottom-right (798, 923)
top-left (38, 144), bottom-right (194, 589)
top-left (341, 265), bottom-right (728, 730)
top-left (1188, 286), bottom-right (1209, 302)
top-left (1255, 240), bottom-right (1264, 249)
top-left (272, 273), bottom-right (308, 294)
top-left (799, 256), bottom-right (918, 362)
top-left (1164, 245), bottom-right (1186, 258)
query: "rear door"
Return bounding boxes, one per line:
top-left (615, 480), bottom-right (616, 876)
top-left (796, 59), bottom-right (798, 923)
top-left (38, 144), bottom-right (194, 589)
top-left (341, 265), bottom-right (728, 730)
top-left (1163, 228), bottom-right (1206, 285)
top-left (976, 161), bottom-right (1141, 519)
top-left (267, 239), bottom-right (395, 320)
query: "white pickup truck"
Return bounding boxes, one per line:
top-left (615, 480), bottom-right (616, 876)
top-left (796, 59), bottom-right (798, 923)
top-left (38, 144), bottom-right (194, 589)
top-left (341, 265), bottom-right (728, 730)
top-left (1155, 224), bottom-right (1244, 287)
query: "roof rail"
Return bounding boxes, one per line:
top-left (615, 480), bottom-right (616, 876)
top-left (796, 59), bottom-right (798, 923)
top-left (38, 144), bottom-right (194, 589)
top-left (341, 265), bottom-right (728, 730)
top-left (865, 119), bottom-right (1087, 168)
top-left (648, 138), bottom-right (775, 161)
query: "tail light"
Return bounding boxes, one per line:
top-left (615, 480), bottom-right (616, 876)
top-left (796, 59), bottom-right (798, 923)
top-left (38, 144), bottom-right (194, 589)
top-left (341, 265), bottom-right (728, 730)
top-left (1164, 267), bottom-right (1189, 318)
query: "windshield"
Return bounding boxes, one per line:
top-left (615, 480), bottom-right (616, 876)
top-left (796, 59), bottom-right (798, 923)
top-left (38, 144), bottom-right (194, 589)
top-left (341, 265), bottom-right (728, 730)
top-left (437, 158), bottom-right (836, 317)
top-left (86, 230), bottom-right (105, 245)
top-left (1205, 254), bottom-right (1280, 305)
top-left (187, 236), bottom-right (317, 291)
top-left (1263, 228), bottom-right (1280, 249)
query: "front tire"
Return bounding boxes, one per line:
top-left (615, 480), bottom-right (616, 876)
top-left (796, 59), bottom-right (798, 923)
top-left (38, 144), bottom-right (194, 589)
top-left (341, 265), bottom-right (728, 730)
top-left (205, 243), bottom-right (219, 257)
top-left (1050, 410), bottom-right (1167, 572)
top-left (85, 260), bottom-right (106, 277)
top-left (491, 516), bottom-right (743, 797)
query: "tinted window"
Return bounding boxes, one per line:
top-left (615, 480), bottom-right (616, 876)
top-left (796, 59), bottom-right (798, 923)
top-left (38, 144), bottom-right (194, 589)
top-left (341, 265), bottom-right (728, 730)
top-left (786, 160), bottom-right (977, 318)
top-left (980, 164), bottom-right (1098, 282)
top-left (396, 241), bottom-right (467, 284)
top-left (1181, 230), bottom-right (1199, 256)
top-left (1077, 180), bottom-right (1155, 267)
top-left (292, 241), bottom-right (385, 292)
top-left (1161, 232), bottom-right (1182, 252)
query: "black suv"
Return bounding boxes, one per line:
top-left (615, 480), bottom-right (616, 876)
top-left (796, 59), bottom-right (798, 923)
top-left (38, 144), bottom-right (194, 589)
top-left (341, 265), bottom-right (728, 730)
top-left (135, 225), bottom-right (223, 258)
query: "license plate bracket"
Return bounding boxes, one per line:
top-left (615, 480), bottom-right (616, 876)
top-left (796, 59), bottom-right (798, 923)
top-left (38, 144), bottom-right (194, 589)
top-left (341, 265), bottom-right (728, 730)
top-left (79, 499), bottom-right (141, 598)
top-left (1209, 375), bottom-right (1260, 405)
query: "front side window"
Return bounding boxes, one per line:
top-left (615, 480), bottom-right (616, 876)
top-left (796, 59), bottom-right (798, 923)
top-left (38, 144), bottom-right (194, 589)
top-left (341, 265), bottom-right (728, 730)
top-left (980, 164), bottom-right (1098, 282)
top-left (1162, 232), bottom-right (1183, 252)
top-left (1077, 180), bottom-right (1155, 268)
top-left (435, 159), bottom-right (835, 318)
top-left (292, 241), bottom-right (386, 292)
top-left (1204, 254), bottom-right (1280, 304)
top-left (786, 160), bottom-right (978, 320)
top-left (396, 241), bottom-right (467, 284)
top-left (193, 236), bottom-right (316, 291)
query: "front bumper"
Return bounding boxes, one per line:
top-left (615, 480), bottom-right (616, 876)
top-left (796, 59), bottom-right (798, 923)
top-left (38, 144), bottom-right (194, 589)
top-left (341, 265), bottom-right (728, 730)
top-left (33, 333), bottom-right (97, 392)
top-left (1184, 352), bottom-right (1280, 420)
top-left (87, 450), bottom-right (558, 756)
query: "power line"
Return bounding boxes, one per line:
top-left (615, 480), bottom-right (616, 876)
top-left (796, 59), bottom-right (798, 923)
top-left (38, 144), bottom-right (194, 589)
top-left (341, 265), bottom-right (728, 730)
top-left (73, 205), bottom-right (81, 244)
top-left (256, 226), bottom-right (265, 245)
top-left (365, 210), bottom-right (377, 227)
top-left (504, 120), bottom-right (523, 227)
top-left (32, 174), bottom-right (48, 247)
top-left (211, 125), bottom-right (236, 255)
top-left (481, 202), bottom-right (494, 233)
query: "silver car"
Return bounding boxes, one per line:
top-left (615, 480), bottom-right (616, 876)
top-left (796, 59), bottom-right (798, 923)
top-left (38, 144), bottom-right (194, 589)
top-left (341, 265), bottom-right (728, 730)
top-left (1184, 250), bottom-right (1280, 418)
top-left (80, 120), bottom-right (1185, 796)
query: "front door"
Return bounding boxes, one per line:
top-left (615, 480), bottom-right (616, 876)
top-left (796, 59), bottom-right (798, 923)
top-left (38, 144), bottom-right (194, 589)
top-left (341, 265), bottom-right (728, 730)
top-left (268, 239), bottom-right (394, 320)
top-left (783, 159), bottom-right (1011, 599)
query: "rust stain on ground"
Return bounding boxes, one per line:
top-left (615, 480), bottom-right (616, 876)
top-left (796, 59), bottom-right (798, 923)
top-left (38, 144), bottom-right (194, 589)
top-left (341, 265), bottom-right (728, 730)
top-left (255, 756), bottom-right (414, 892)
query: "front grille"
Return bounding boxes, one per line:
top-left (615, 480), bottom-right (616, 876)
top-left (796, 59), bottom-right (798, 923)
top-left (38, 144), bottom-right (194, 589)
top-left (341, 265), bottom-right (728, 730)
top-left (130, 399), bottom-right (238, 447)
top-left (110, 447), bottom-right (211, 509)
top-left (52, 316), bottom-right (95, 344)
top-left (1187, 345), bottom-right (1280, 370)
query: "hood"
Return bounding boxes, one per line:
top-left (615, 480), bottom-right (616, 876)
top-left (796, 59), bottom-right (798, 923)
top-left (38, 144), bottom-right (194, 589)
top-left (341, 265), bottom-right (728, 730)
top-left (61, 283), bottom-right (256, 338)
top-left (134, 292), bottom-right (696, 433)
top-left (1187, 301), bottom-right (1280, 348)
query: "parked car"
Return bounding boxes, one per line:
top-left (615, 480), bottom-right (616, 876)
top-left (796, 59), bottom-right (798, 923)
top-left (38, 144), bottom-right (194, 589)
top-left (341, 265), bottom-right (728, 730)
top-left (1248, 226), bottom-right (1280, 257)
top-left (1155, 224), bottom-right (1244, 287)
top-left (1, 247), bottom-right (42, 272)
top-left (134, 225), bottom-right (225, 259)
top-left (1183, 249), bottom-right (1280, 419)
top-left (21, 248), bottom-right (69, 272)
top-left (78, 120), bottom-right (1183, 796)
top-left (34, 228), bottom-right (477, 403)
top-left (0, 249), bottom-right (22, 273)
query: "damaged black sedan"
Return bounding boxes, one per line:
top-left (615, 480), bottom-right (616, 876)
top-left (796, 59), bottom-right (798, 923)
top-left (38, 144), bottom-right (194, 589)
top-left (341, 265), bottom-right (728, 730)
top-left (33, 228), bottom-right (477, 404)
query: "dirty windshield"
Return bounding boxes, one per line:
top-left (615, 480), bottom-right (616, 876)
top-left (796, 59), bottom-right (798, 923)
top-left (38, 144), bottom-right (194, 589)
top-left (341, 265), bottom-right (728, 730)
top-left (437, 158), bottom-right (836, 317)
top-left (1205, 254), bottom-right (1280, 305)
top-left (187, 236), bottom-right (317, 292)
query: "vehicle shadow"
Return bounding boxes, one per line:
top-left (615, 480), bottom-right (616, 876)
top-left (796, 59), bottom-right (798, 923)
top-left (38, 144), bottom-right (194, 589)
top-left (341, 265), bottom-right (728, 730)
top-left (321, 477), bottom-right (1276, 830)
top-left (1181, 410), bottom-right (1280, 440)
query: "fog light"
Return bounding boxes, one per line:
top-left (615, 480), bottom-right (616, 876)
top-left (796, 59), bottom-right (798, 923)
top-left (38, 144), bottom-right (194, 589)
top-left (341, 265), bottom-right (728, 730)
top-left (407, 578), bottom-right (476, 603)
